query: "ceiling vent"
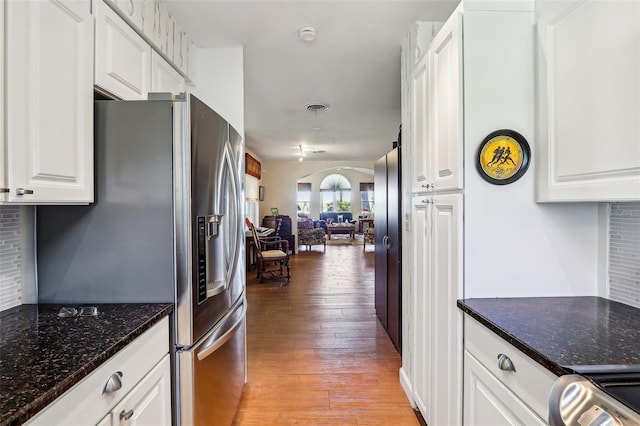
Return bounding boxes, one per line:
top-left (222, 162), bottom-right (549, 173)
top-left (304, 102), bottom-right (328, 113)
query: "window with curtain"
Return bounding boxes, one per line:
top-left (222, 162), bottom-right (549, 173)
top-left (297, 182), bottom-right (311, 214)
top-left (320, 174), bottom-right (351, 212)
top-left (360, 182), bottom-right (374, 213)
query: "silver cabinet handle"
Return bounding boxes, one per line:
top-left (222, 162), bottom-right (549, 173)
top-left (103, 371), bottom-right (123, 393)
top-left (119, 409), bottom-right (134, 421)
top-left (0, 188), bottom-right (9, 193)
top-left (497, 353), bottom-right (516, 372)
top-left (16, 188), bottom-right (34, 195)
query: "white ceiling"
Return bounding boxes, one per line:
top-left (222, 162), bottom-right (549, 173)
top-left (169, 1), bottom-right (459, 162)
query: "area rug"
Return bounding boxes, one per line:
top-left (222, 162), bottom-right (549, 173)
top-left (325, 234), bottom-right (365, 246)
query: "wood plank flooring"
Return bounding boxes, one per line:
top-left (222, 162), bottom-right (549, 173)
top-left (233, 240), bottom-right (420, 425)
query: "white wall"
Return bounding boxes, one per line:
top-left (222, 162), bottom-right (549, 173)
top-left (260, 161), bottom-right (374, 225)
top-left (192, 47), bottom-right (244, 135)
top-left (462, 7), bottom-right (599, 298)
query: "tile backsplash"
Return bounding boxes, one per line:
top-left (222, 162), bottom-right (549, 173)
top-left (609, 202), bottom-right (640, 308)
top-left (0, 206), bottom-right (22, 311)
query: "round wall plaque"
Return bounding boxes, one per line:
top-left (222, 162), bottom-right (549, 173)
top-left (476, 129), bottom-right (531, 185)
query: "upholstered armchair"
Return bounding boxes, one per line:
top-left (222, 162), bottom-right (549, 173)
top-left (297, 219), bottom-right (327, 252)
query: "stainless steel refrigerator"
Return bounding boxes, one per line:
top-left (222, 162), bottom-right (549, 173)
top-left (36, 93), bottom-right (246, 426)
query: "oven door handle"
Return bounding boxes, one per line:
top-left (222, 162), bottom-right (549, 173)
top-left (196, 299), bottom-right (246, 361)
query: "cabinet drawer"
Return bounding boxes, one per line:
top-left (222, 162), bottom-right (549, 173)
top-left (27, 316), bottom-right (169, 425)
top-left (464, 350), bottom-right (546, 425)
top-left (464, 315), bottom-right (557, 420)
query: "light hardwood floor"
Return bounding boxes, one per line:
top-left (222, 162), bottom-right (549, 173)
top-left (233, 239), bottom-right (420, 425)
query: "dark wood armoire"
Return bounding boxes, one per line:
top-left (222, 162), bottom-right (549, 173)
top-left (374, 147), bottom-right (402, 352)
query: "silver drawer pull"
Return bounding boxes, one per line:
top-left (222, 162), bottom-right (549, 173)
top-left (497, 353), bottom-right (516, 372)
top-left (103, 371), bottom-right (123, 393)
top-left (120, 409), bottom-right (134, 421)
top-left (16, 188), bottom-right (34, 195)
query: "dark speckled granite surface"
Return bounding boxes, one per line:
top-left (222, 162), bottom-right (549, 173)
top-left (0, 303), bottom-right (173, 426)
top-left (457, 297), bottom-right (640, 377)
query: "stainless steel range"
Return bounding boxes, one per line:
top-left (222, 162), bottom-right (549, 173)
top-left (549, 367), bottom-right (640, 426)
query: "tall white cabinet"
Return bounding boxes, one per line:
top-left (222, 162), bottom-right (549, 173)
top-left (402, 6), bottom-right (464, 426)
top-left (3, 0), bottom-right (94, 204)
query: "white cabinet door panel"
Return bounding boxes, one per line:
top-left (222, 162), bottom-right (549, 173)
top-left (110, 355), bottom-right (171, 426)
top-left (151, 50), bottom-right (185, 94)
top-left (410, 196), bottom-right (432, 419)
top-left (5, 0), bottom-right (93, 203)
top-left (536, 0), bottom-right (640, 201)
top-left (464, 351), bottom-right (546, 426)
top-left (429, 11), bottom-right (463, 192)
top-left (95, 0), bottom-right (151, 100)
top-left (410, 56), bottom-right (430, 193)
top-left (0, 0), bottom-right (6, 201)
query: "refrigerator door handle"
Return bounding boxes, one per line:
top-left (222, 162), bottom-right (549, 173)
top-left (219, 140), bottom-right (242, 287)
top-left (196, 299), bottom-right (246, 361)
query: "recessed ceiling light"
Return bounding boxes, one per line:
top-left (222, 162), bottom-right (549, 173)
top-left (299, 26), bottom-right (316, 42)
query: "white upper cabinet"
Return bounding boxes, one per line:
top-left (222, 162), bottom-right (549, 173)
top-left (95, 0), bottom-right (151, 100)
top-left (409, 9), bottom-right (463, 194)
top-left (0, 0), bottom-right (6, 201)
top-left (536, 0), bottom-right (640, 201)
top-left (4, 0), bottom-right (94, 204)
top-left (429, 10), bottom-right (463, 192)
top-left (410, 55), bottom-right (430, 193)
top-left (151, 50), bottom-right (185, 94)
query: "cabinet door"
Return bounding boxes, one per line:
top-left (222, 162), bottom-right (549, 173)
top-left (151, 50), bottom-right (185, 93)
top-left (430, 193), bottom-right (463, 426)
top-left (464, 351), bottom-right (546, 426)
top-left (95, 0), bottom-right (151, 100)
top-left (536, 0), bottom-right (640, 201)
top-left (0, 0), bottom-right (6, 201)
top-left (429, 10), bottom-right (463, 192)
top-left (110, 355), bottom-right (171, 426)
top-left (410, 195), bottom-right (433, 420)
top-left (4, 0), bottom-right (93, 203)
top-left (410, 55), bottom-right (430, 193)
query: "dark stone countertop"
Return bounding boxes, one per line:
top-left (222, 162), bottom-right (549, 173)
top-left (457, 296), bottom-right (640, 376)
top-left (0, 303), bottom-right (173, 426)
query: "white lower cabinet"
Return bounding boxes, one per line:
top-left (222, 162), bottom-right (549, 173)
top-left (463, 315), bottom-right (557, 425)
top-left (95, 0), bottom-right (151, 100)
top-left (464, 351), bottom-right (545, 426)
top-left (26, 317), bottom-right (170, 426)
top-left (410, 193), bottom-right (463, 425)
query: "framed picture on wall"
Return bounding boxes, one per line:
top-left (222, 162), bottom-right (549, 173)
top-left (271, 208), bottom-right (279, 216)
top-left (259, 186), bottom-right (265, 201)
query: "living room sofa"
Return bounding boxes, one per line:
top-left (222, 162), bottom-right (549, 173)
top-left (317, 212), bottom-right (355, 234)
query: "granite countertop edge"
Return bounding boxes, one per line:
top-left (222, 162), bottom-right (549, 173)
top-left (1, 304), bottom-right (173, 426)
top-left (457, 300), bottom-right (570, 377)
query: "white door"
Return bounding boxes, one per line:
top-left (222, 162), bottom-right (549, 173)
top-left (0, 0), bottom-right (6, 201)
top-left (464, 351), bottom-right (546, 426)
top-left (429, 10), bottom-right (463, 192)
top-left (410, 55), bottom-right (430, 193)
top-left (151, 50), bottom-right (185, 94)
top-left (430, 193), bottom-right (463, 426)
top-left (410, 195), bottom-right (433, 421)
top-left (4, 0), bottom-right (93, 203)
top-left (95, 0), bottom-right (151, 100)
top-left (110, 355), bottom-right (171, 426)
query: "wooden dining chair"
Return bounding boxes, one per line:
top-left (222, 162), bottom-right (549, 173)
top-left (247, 219), bottom-right (291, 283)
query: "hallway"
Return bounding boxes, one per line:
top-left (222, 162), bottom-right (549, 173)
top-left (233, 241), bottom-right (420, 425)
